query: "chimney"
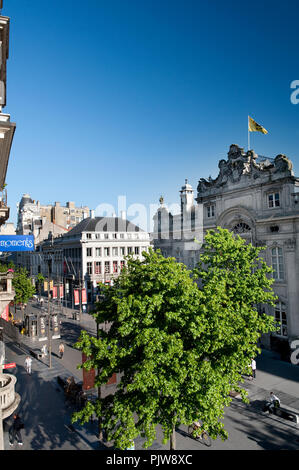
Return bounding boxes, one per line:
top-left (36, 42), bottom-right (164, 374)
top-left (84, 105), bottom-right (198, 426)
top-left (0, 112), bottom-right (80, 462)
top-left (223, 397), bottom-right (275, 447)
top-left (90, 210), bottom-right (95, 219)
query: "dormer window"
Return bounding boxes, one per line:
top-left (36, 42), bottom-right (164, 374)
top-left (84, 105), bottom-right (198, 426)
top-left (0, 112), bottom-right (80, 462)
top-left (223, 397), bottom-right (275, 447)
top-left (268, 192), bottom-right (280, 208)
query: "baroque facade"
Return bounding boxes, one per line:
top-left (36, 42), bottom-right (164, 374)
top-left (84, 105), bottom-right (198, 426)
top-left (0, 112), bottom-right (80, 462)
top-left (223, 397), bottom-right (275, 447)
top-left (153, 144), bottom-right (299, 354)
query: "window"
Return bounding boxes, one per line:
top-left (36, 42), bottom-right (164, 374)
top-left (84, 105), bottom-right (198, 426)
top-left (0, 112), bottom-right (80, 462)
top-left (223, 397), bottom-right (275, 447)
top-left (94, 261), bottom-right (101, 275)
top-left (112, 247), bottom-right (118, 256)
top-left (113, 261), bottom-right (118, 273)
top-left (274, 302), bottom-right (287, 337)
top-left (87, 262), bottom-right (93, 275)
top-left (120, 247), bottom-right (126, 256)
top-left (120, 260), bottom-right (125, 271)
top-left (104, 233), bottom-right (109, 239)
top-left (207, 205), bottom-right (215, 218)
top-left (86, 233), bottom-right (92, 239)
top-left (105, 261), bottom-right (110, 274)
top-left (104, 247), bottom-right (110, 257)
top-left (233, 223), bottom-right (251, 234)
top-left (86, 247), bottom-right (92, 257)
top-left (113, 233), bottom-right (117, 239)
top-left (95, 247), bottom-right (102, 257)
top-left (268, 192), bottom-right (280, 208)
top-left (271, 247), bottom-right (284, 280)
top-left (127, 247), bottom-right (133, 255)
top-left (120, 233), bottom-right (125, 239)
top-left (135, 247), bottom-right (140, 255)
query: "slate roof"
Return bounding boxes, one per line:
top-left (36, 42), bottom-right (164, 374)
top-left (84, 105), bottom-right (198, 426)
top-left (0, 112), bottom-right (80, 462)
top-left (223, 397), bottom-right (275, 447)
top-left (63, 217), bottom-right (144, 238)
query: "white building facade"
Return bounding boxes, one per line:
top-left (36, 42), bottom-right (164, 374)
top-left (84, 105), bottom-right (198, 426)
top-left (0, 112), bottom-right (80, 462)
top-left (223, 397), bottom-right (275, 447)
top-left (33, 214), bottom-right (151, 306)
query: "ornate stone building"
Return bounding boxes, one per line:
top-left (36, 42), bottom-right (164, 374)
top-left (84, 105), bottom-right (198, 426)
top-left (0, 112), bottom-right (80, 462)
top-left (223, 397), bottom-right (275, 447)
top-left (16, 194), bottom-right (90, 237)
top-left (153, 144), bottom-right (299, 355)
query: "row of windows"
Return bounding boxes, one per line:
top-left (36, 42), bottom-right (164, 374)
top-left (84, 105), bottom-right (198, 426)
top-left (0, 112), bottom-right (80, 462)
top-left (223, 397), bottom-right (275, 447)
top-left (86, 260), bottom-right (126, 275)
top-left (86, 246), bottom-right (147, 257)
top-left (85, 232), bottom-right (146, 240)
top-left (205, 192), bottom-right (281, 218)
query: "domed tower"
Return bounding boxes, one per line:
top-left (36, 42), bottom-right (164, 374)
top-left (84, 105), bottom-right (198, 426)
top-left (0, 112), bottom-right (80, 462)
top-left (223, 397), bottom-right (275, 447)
top-left (180, 179), bottom-right (194, 214)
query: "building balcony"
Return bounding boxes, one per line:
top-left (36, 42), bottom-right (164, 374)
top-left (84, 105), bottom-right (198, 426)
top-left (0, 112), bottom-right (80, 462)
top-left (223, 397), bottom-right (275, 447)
top-left (0, 270), bottom-right (15, 314)
top-left (0, 373), bottom-right (20, 420)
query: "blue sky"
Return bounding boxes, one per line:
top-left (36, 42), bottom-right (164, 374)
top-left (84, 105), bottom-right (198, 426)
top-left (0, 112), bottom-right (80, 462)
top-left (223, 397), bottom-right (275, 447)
top-left (4, 0), bottom-right (299, 227)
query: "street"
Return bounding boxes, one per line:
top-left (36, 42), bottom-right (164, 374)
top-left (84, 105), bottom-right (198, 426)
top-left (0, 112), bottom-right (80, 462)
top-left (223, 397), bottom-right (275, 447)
top-left (2, 302), bottom-right (299, 451)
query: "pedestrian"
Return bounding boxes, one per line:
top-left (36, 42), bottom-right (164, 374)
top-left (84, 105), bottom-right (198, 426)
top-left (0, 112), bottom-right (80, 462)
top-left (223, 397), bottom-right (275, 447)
top-left (9, 413), bottom-right (24, 446)
top-left (59, 342), bottom-right (65, 359)
top-left (251, 358), bottom-right (256, 379)
top-left (41, 344), bottom-right (48, 357)
top-left (24, 355), bottom-right (32, 374)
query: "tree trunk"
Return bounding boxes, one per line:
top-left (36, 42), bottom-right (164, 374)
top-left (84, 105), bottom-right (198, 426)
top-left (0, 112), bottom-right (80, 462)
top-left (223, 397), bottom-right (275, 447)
top-left (170, 425), bottom-right (176, 450)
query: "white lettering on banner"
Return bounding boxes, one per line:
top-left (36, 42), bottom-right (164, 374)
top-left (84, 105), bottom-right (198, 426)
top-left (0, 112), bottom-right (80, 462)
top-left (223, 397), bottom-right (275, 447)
top-left (0, 238), bottom-right (34, 249)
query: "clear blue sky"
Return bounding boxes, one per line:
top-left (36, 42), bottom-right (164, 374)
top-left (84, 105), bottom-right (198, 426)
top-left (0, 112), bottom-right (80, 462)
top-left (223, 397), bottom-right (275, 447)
top-left (4, 0), bottom-right (299, 227)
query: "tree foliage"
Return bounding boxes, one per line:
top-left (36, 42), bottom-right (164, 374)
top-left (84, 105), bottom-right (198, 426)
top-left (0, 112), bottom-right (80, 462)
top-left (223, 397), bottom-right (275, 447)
top-left (73, 228), bottom-right (277, 449)
top-left (12, 267), bottom-right (36, 305)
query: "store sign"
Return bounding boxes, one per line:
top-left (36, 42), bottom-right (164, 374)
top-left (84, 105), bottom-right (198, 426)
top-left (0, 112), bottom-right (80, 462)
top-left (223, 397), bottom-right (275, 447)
top-left (0, 235), bottom-right (34, 252)
top-left (3, 363), bottom-right (16, 370)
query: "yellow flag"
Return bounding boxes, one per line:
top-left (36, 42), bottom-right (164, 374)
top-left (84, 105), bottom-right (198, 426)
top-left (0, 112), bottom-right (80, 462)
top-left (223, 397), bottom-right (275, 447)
top-left (248, 116), bottom-right (268, 134)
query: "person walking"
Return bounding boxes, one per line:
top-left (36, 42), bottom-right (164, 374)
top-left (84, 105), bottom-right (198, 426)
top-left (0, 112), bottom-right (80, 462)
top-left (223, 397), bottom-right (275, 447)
top-left (9, 413), bottom-right (24, 446)
top-left (251, 358), bottom-right (256, 379)
top-left (24, 355), bottom-right (32, 374)
top-left (59, 342), bottom-right (65, 359)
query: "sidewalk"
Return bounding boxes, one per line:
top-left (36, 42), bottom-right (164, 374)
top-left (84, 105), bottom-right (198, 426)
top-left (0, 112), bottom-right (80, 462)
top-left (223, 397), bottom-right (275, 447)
top-left (3, 311), bottom-right (299, 450)
top-left (231, 349), bottom-right (299, 430)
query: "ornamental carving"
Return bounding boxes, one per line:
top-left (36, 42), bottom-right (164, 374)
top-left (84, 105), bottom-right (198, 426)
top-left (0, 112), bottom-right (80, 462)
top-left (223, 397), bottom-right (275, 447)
top-left (197, 144), bottom-right (294, 196)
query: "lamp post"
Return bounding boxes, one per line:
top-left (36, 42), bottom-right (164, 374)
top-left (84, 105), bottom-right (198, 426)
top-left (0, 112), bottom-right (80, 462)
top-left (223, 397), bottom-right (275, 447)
top-left (47, 257), bottom-right (52, 369)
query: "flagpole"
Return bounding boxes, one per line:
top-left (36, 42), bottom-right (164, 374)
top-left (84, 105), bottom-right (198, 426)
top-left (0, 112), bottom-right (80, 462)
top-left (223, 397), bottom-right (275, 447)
top-left (248, 115), bottom-right (250, 151)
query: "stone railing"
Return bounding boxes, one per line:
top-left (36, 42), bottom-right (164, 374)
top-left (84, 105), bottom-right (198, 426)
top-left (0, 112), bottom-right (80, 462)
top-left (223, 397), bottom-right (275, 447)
top-left (0, 373), bottom-right (20, 420)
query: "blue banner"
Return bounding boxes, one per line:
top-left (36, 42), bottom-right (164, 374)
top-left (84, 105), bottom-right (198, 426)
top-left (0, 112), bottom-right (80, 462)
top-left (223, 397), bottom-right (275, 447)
top-left (0, 235), bottom-right (35, 252)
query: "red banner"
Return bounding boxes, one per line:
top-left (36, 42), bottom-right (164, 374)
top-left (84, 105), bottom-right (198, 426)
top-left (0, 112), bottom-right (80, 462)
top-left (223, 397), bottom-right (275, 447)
top-left (52, 286), bottom-right (58, 299)
top-left (82, 353), bottom-right (95, 391)
top-left (3, 363), bottom-right (16, 370)
top-left (74, 289), bottom-right (80, 306)
top-left (81, 288), bottom-right (87, 305)
top-left (1, 305), bottom-right (9, 322)
top-left (59, 285), bottom-right (64, 299)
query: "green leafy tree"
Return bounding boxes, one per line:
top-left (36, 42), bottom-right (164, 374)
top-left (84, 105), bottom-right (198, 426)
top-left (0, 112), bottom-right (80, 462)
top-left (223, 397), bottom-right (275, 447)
top-left (73, 229), bottom-right (277, 450)
top-left (12, 267), bottom-right (36, 320)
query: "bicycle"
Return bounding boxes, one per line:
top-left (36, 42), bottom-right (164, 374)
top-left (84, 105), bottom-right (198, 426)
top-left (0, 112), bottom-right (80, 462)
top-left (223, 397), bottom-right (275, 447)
top-left (188, 423), bottom-right (212, 447)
